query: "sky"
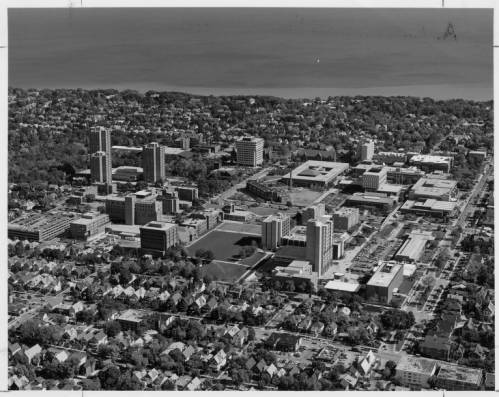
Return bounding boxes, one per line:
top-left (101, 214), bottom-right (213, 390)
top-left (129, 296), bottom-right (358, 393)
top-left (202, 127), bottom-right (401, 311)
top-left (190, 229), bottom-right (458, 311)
top-left (8, 8), bottom-right (493, 100)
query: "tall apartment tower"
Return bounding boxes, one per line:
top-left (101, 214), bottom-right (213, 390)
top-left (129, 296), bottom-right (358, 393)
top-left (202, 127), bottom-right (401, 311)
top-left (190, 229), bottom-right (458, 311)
top-left (235, 136), bottom-right (264, 167)
top-left (306, 215), bottom-right (334, 276)
top-left (90, 151), bottom-right (112, 183)
top-left (125, 194), bottom-right (136, 225)
top-left (89, 126), bottom-right (112, 184)
top-left (143, 142), bottom-right (166, 183)
top-left (262, 213), bottom-right (291, 250)
top-left (361, 140), bottom-right (375, 161)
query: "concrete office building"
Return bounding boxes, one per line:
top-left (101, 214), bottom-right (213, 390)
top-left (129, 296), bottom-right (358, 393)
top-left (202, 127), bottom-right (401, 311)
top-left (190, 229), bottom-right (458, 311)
top-left (306, 215), bottom-right (334, 276)
top-left (362, 166), bottom-right (387, 191)
top-left (142, 142), bottom-right (165, 183)
top-left (140, 221), bottom-right (178, 256)
top-left (366, 262), bottom-right (404, 303)
top-left (360, 140), bottom-right (375, 161)
top-left (281, 161), bottom-right (349, 188)
top-left (333, 207), bottom-right (360, 232)
top-left (162, 191), bottom-right (180, 215)
top-left (70, 212), bottom-right (110, 240)
top-left (262, 213), bottom-right (291, 250)
top-left (302, 203), bottom-right (326, 224)
top-left (105, 192), bottom-right (162, 225)
top-left (176, 186), bottom-right (199, 202)
top-left (235, 136), bottom-right (264, 167)
top-left (90, 151), bottom-right (112, 184)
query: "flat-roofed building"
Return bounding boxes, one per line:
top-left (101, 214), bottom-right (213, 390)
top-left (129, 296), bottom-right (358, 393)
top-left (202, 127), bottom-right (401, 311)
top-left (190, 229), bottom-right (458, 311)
top-left (235, 136), bottom-right (264, 167)
top-left (281, 161), bottom-right (350, 188)
top-left (70, 212), bottom-right (110, 240)
top-left (89, 127), bottom-right (112, 186)
top-left (409, 154), bottom-right (453, 172)
top-left (386, 166), bottom-right (425, 185)
top-left (105, 191), bottom-right (162, 225)
top-left (113, 166), bottom-right (143, 182)
top-left (190, 209), bottom-right (222, 230)
top-left (366, 262), bottom-right (403, 303)
top-left (8, 213), bottom-right (72, 242)
top-left (262, 213), bottom-right (291, 250)
top-left (395, 230), bottom-right (435, 262)
top-left (345, 192), bottom-right (395, 214)
top-left (161, 191), bottom-right (180, 215)
top-left (468, 150), bottom-right (487, 163)
top-left (90, 151), bottom-right (112, 184)
top-left (324, 279), bottom-right (360, 294)
top-left (396, 355), bottom-right (437, 389)
top-left (374, 151), bottom-right (407, 165)
top-left (180, 217), bottom-right (208, 236)
top-left (362, 166), bottom-right (387, 191)
top-left (306, 215), bottom-right (334, 276)
top-left (273, 260), bottom-right (317, 290)
top-left (333, 207), bottom-right (359, 232)
top-left (142, 142), bottom-right (165, 183)
top-left (409, 177), bottom-right (458, 201)
top-left (281, 226), bottom-right (307, 247)
top-left (140, 221), bottom-right (178, 256)
top-left (435, 363), bottom-right (483, 390)
top-left (332, 232), bottom-right (348, 259)
top-left (246, 179), bottom-right (283, 202)
top-left (302, 203), bottom-right (326, 224)
top-left (175, 186), bottom-right (199, 202)
top-left (400, 199), bottom-right (457, 218)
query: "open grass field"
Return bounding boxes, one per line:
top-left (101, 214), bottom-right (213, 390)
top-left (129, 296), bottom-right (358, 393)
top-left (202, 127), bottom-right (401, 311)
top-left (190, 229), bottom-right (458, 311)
top-left (186, 229), bottom-right (261, 261)
top-left (200, 260), bottom-right (248, 283)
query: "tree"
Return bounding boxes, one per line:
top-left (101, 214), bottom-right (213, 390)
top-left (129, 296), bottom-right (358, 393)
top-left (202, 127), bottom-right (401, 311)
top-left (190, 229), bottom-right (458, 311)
top-left (104, 321), bottom-right (122, 337)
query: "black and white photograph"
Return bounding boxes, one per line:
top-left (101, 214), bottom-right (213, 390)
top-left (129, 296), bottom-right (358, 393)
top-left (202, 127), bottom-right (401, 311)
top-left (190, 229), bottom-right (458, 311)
top-left (5, 5), bottom-right (495, 392)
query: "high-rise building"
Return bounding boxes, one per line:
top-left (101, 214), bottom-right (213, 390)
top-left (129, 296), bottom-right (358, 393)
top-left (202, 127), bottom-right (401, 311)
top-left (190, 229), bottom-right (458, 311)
top-left (362, 166), bottom-right (387, 191)
top-left (89, 126), bottom-right (112, 185)
top-left (125, 194), bottom-right (136, 225)
top-left (162, 191), bottom-right (180, 215)
top-left (140, 221), bottom-right (178, 256)
top-left (143, 142), bottom-right (166, 183)
top-left (235, 136), bottom-right (264, 167)
top-left (90, 151), bottom-right (112, 183)
top-left (302, 203), bottom-right (326, 224)
top-left (306, 215), bottom-right (334, 276)
top-left (262, 213), bottom-right (291, 250)
top-left (361, 140), bottom-right (375, 161)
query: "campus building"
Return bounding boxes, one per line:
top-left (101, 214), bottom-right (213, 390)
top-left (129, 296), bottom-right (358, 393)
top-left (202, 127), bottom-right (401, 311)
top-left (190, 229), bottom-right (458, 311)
top-left (262, 213), bottom-right (291, 250)
top-left (362, 166), bottom-right (387, 191)
top-left (235, 136), bottom-right (264, 167)
top-left (301, 203), bottom-right (326, 224)
top-left (366, 262), bottom-right (404, 303)
top-left (400, 199), bottom-right (457, 218)
top-left (140, 221), bottom-right (178, 256)
top-left (374, 151), bottom-right (407, 165)
top-left (142, 142), bottom-right (165, 183)
top-left (395, 356), bottom-right (437, 390)
top-left (105, 191), bottom-right (163, 225)
top-left (69, 212), bottom-right (110, 240)
top-left (8, 213), bottom-right (72, 242)
top-left (281, 161), bottom-right (349, 189)
top-left (409, 177), bottom-right (458, 201)
top-left (394, 230), bottom-right (435, 262)
top-left (333, 207), bottom-right (360, 232)
top-left (435, 363), bottom-right (483, 391)
top-left (344, 192), bottom-right (395, 214)
top-left (306, 215), bottom-right (334, 276)
top-left (409, 154), bottom-right (453, 173)
top-left (360, 140), bottom-right (375, 161)
top-left (90, 151), bottom-right (112, 184)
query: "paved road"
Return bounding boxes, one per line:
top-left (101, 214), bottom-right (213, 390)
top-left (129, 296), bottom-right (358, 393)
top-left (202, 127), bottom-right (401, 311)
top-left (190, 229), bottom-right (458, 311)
top-left (214, 167), bottom-right (272, 204)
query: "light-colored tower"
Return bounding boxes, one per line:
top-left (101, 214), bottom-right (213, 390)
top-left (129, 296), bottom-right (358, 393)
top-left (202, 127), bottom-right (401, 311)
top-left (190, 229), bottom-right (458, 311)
top-left (90, 151), bottom-right (112, 183)
top-left (143, 142), bottom-right (166, 183)
top-left (235, 136), bottom-right (264, 167)
top-left (89, 126), bottom-right (112, 185)
top-left (306, 215), bottom-right (334, 276)
top-left (361, 140), bottom-right (375, 161)
top-left (262, 213), bottom-right (291, 250)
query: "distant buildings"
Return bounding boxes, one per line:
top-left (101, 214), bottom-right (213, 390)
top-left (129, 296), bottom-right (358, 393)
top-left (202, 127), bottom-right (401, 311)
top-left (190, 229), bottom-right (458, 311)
top-left (409, 178), bottom-right (458, 201)
top-left (409, 154), bottom-right (453, 173)
top-left (366, 262), bottom-right (404, 303)
top-left (235, 136), bottom-right (264, 167)
top-left (281, 161), bottom-right (349, 189)
top-left (360, 140), bottom-right (375, 161)
top-left (401, 199), bottom-right (457, 218)
top-left (374, 151), bottom-right (407, 165)
top-left (8, 213), bottom-right (71, 242)
top-left (306, 215), bottom-right (334, 276)
top-left (262, 213), bottom-right (291, 250)
top-left (302, 203), bottom-right (326, 224)
top-left (246, 179), bottom-right (283, 202)
top-left (142, 142), bottom-right (165, 183)
top-left (69, 212), bottom-right (110, 240)
top-left (140, 221), bottom-right (178, 256)
top-left (90, 151), bottom-right (112, 184)
top-left (113, 166), bottom-right (143, 182)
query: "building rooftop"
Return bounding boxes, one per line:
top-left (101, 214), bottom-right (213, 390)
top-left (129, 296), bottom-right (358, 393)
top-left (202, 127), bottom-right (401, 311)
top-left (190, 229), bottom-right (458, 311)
top-left (9, 213), bottom-right (71, 231)
top-left (436, 362), bottom-right (483, 385)
top-left (70, 212), bottom-right (108, 226)
top-left (347, 192), bottom-right (395, 204)
top-left (141, 221), bottom-right (177, 231)
top-left (367, 262), bottom-right (402, 288)
top-left (282, 161), bottom-right (349, 183)
top-left (324, 280), bottom-right (360, 293)
top-left (396, 355), bottom-right (436, 375)
top-left (410, 154), bottom-right (453, 164)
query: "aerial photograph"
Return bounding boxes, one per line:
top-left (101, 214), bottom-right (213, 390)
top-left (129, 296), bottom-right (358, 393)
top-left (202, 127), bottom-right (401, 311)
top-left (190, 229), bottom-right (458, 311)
top-left (7, 7), bottom-right (494, 391)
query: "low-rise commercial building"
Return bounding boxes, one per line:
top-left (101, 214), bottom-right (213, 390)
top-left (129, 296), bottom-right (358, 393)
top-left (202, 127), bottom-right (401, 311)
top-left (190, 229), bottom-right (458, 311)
top-left (366, 262), bottom-right (404, 303)
top-left (395, 230), bottom-right (435, 262)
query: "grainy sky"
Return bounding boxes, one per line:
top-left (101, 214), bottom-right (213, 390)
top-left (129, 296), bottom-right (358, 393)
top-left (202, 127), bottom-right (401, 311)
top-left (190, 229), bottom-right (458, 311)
top-left (8, 8), bottom-right (493, 99)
